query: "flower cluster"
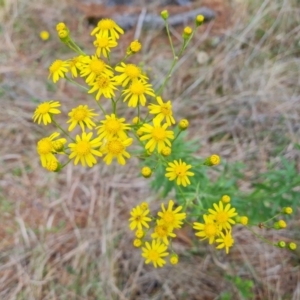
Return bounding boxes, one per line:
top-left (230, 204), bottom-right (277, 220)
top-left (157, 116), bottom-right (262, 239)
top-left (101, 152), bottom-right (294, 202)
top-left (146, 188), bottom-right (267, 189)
top-left (129, 200), bottom-right (185, 267)
top-left (32, 13), bottom-right (297, 268)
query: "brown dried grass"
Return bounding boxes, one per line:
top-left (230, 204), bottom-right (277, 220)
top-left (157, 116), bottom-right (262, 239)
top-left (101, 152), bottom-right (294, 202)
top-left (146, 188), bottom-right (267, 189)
top-left (0, 0), bottom-right (300, 299)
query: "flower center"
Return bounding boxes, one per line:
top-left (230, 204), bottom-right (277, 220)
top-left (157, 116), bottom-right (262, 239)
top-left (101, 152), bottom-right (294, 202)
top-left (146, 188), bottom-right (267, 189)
top-left (175, 165), bottom-right (186, 177)
top-left (125, 64), bottom-right (140, 78)
top-left (76, 141), bottom-right (91, 155)
top-left (37, 103), bottom-right (51, 114)
top-left (156, 225), bottom-right (168, 237)
top-left (106, 119), bottom-right (121, 133)
top-left (135, 215), bottom-right (142, 222)
top-left (107, 140), bottom-right (124, 155)
top-left (204, 223), bottom-right (217, 237)
top-left (96, 76), bottom-right (110, 88)
top-left (90, 59), bottom-right (105, 74)
top-left (216, 212), bottom-right (228, 224)
top-left (72, 107), bottom-right (88, 121)
top-left (37, 139), bottom-right (53, 155)
top-left (148, 250), bottom-right (159, 261)
top-left (152, 127), bottom-right (166, 141)
top-left (96, 37), bottom-right (109, 48)
top-left (224, 235), bottom-right (234, 247)
top-left (130, 81), bottom-right (145, 95)
top-left (162, 212), bottom-right (174, 224)
top-left (161, 104), bottom-right (171, 116)
top-left (49, 60), bottom-right (63, 73)
top-left (98, 19), bottom-right (115, 30)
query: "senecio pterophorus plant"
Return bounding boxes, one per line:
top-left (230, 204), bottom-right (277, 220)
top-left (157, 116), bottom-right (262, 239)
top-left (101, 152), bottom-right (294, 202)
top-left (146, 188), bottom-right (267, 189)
top-left (33, 13), bottom-right (297, 268)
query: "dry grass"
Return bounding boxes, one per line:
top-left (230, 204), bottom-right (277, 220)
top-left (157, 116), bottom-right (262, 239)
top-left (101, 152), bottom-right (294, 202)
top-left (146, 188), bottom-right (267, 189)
top-left (0, 0), bottom-right (300, 299)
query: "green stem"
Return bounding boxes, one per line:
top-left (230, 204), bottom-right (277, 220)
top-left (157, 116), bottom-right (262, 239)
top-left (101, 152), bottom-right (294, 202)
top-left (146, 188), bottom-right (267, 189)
top-left (247, 226), bottom-right (275, 246)
top-left (61, 159), bottom-right (72, 168)
top-left (263, 213), bottom-right (281, 224)
top-left (173, 130), bottom-right (182, 143)
top-left (67, 39), bottom-right (86, 55)
top-left (65, 76), bottom-right (88, 91)
top-left (94, 100), bottom-right (107, 115)
top-left (52, 119), bottom-right (74, 141)
top-left (165, 21), bottom-right (176, 58)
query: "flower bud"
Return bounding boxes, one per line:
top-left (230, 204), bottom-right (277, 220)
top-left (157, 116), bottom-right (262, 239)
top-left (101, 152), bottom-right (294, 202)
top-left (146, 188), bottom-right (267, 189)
top-left (240, 216), bottom-right (248, 225)
top-left (56, 22), bottom-right (66, 31)
top-left (170, 253), bottom-right (179, 265)
top-left (133, 239), bottom-right (142, 248)
top-left (45, 159), bottom-right (61, 172)
top-left (195, 15), bottom-right (205, 26)
top-left (282, 207), bottom-right (293, 214)
top-left (132, 116), bottom-right (139, 125)
top-left (183, 26), bottom-right (192, 39)
top-left (178, 119), bottom-right (189, 130)
top-left (130, 40), bottom-right (142, 53)
top-left (140, 202), bottom-right (149, 211)
top-left (278, 220), bottom-right (287, 229)
top-left (288, 242), bottom-right (297, 250)
top-left (135, 230), bottom-right (145, 239)
top-left (161, 10), bottom-right (169, 20)
top-left (221, 195), bottom-right (230, 203)
top-left (40, 31), bottom-right (50, 41)
top-left (204, 154), bottom-right (220, 166)
top-left (277, 241), bottom-right (286, 248)
top-left (141, 166), bottom-right (152, 178)
top-left (161, 146), bottom-right (171, 157)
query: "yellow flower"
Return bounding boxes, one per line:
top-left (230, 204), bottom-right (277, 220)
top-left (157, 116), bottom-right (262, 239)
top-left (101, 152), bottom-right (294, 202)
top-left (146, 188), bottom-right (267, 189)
top-left (122, 79), bottom-right (155, 107)
top-left (40, 30), bottom-right (50, 41)
top-left (157, 200), bottom-right (186, 230)
top-left (67, 105), bottom-right (98, 132)
top-left (93, 35), bottom-right (117, 58)
top-left (140, 118), bottom-right (174, 153)
top-left (68, 56), bottom-right (86, 77)
top-left (102, 137), bottom-right (133, 165)
top-left (37, 132), bottom-right (65, 167)
top-left (33, 100), bottom-right (61, 125)
top-left (216, 230), bottom-right (234, 254)
top-left (193, 215), bottom-right (220, 245)
top-left (130, 40), bottom-right (142, 53)
top-left (97, 114), bottom-right (130, 141)
top-left (148, 96), bottom-right (175, 126)
top-left (151, 220), bottom-right (176, 245)
top-left (142, 240), bottom-right (169, 268)
top-left (129, 205), bottom-right (151, 231)
top-left (208, 201), bottom-right (237, 230)
top-left (90, 18), bottom-right (124, 40)
top-left (80, 56), bottom-right (113, 84)
top-left (88, 75), bottom-right (118, 100)
top-left (115, 63), bottom-right (148, 87)
top-left (165, 159), bottom-right (194, 187)
top-left (48, 60), bottom-right (69, 83)
top-left (68, 132), bottom-right (102, 167)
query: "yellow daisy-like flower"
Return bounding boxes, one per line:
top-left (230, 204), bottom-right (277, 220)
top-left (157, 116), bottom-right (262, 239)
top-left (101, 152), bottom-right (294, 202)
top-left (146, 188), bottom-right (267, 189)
top-left (94, 35), bottom-right (117, 58)
top-left (142, 240), bottom-right (169, 268)
top-left (165, 159), bottom-right (194, 187)
top-left (157, 200), bottom-right (186, 230)
top-left (80, 56), bottom-right (113, 84)
top-left (37, 132), bottom-right (65, 167)
top-left (97, 114), bottom-right (130, 141)
top-left (67, 105), bottom-right (98, 132)
top-left (208, 201), bottom-right (238, 230)
top-left (48, 59), bottom-right (69, 83)
top-left (115, 63), bottom-right (148, 87)
top-left (88, 75), bottom-right (118, 100)
top-left (32, 100), bottom-right (61, 125)
top-left (68, 56), bottom-right (86, 78)
top-left (193, 214), bottom-right (220, 245)
top-left (151, 220), bottom-right (176, 245)
top-left (129, 205), bottom-right (151, 231)
top-left (216, 230), bottom-right (234, 254)
top-left (90, 18), bottom-right (124, 40)
top-left (148, 96), bottom-right (175, 126)
top-left (68, 132), bottom-right (102, 167)
top-left (140, 118), bottom-right (174, 153)
top-left (122, 79), bottom-right (155, 107)
top-left (102, 137), bottom-right (133, 165)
